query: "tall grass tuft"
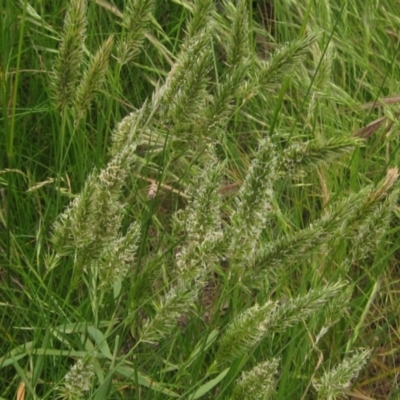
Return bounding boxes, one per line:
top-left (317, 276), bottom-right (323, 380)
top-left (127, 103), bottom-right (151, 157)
top-left (2, 0), bottom-right (400, 399)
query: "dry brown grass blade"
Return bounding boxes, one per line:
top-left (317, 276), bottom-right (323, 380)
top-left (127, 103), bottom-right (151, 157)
top-left (347, 389), bottom-right (375, 400)
top-left (353, 115), bottom-right (388, 138)
top-left (133, 173), bottom-right (188, 199)
top-left (350, 95), bottom-right (400, 138)
top-left (353, 111), bottom-right (400, 139)
top-left (94, 0), bottom-right (123, 18)
top-left (16, 382), bottom-right (25, 400)
top-left (353, 95), bottom-right (400, 111)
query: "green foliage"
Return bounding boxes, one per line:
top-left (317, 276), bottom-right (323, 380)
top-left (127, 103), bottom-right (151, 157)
top-left (2, 0), bottom-right (400, 399)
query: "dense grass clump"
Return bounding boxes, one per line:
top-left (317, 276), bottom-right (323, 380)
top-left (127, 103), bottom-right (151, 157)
top-left (1, 0), bottom-right (400, 399)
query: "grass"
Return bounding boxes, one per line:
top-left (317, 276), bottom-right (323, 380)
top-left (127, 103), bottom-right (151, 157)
top-left (1, 0), bottom-right (400, 399)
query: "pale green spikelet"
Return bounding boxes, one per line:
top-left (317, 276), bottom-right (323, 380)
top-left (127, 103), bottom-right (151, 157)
top-left (117, 0), bottom-right (155, 64)
top-left (309, 286), bottom-right (353, 361)
top-left (110, 98), bottom-right (152, 156)
top-left (281, 136), bottom-right (362, 176)
top-left (265, 280), bottom-right (348, 334)
top-left (214, 300), bottom-right (277, 366)
top-left (201, 0), bottom-right (251, 133)
top-left (319, 284), bottom-right (353, 330)
top-left (226, 0), bottom-right (250, 67)
top-left (252, 188), bottom-right (369, 282)
top-left (140, 154), bottom-right (224, 344)
top-left (203, 59), bottom-right (251, 132)
top-left (140, 280), bottom-right (200, 344)
top-left (74, 35), bottom-right (114, 121)
top-left (113, 3), bottom-right (215, 150)
top-left (306, 38), bottom-right (347, 126)
top-left (51, 0), bottom-right (87, 112)
top-left (180, 152), bottom-right (224, 246)
top-left (114, 21), bottom-right (214, 152)
top-left (51, 173), bottom-right (123, 260)
top-left (185, 0), bottom-right (214, 44)
top-left (324, 168), bottom-right (399, 260)
top-left (99, 140), bottom-right (139, 186)
top-left (57, 357), bottom-right (94, 400)
top-left (256, 33), bottom-right (319, 90)
top-left (369, 168), bottom-right (399, 203)
top-left (353, 190), bottom-right (399, 262)
top-left (312, 41), bottom-right (335, 93)
top-left (51, 142), bottom-right (138, 261)
top-left (164, 26), bottom-right (213, 129)
top-left (336, 169), bottom-right (399, 266)
top-left (52, 143), bottom-right (139, 315)
top-left (95, 221), bottom-right (141, 288)
top-left (51, 172), bottom-right (102, 257)
top-left (347, 168), bottom-right (399, 231)
top-left (313, 349), bottom-right (371, 400)
top-left (160, 2), bottom-right (213, 113)
top-left (231, 359), bottom-right (279, 400)
top-left (227, 137), bottom-right (278, 272)
top-left (214, 281), bottom-right (347, 368)
top-left (174, 158), bottom-right (224, 277)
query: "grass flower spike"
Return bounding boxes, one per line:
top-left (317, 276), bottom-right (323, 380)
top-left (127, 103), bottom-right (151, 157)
top-left (51, 0), bottom-right (87, 112)
top-left (58, 358), bottom-right (94, 400)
